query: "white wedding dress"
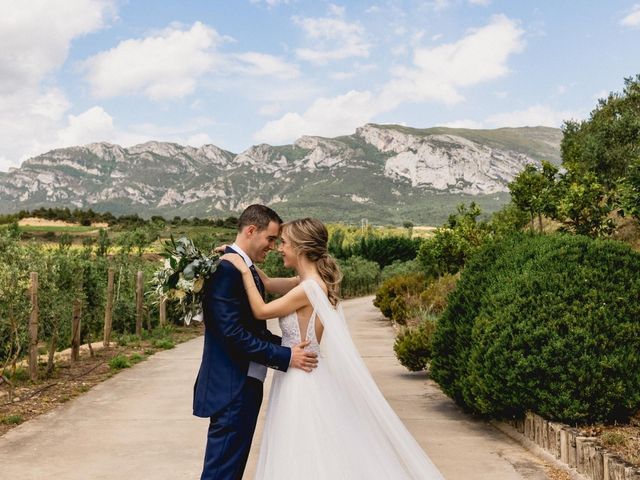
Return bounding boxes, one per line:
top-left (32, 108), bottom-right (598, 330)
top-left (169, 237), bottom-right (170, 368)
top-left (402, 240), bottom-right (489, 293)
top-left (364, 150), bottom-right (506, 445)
top-left (254, 279), bottom-right (445, 480)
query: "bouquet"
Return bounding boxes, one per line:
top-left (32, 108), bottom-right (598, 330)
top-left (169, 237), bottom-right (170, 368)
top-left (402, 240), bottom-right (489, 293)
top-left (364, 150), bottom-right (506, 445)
top-left (151, 236), bottom-right (220, 325)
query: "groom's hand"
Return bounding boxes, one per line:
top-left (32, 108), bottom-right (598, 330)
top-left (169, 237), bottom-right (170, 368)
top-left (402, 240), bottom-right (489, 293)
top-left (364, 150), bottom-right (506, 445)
top-left (290, 341), bottom-right (318, 372)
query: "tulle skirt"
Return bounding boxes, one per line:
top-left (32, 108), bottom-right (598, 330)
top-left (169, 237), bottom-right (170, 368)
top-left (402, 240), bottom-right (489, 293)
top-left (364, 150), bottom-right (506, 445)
top-left (254, 364), bottom-right (438, 480)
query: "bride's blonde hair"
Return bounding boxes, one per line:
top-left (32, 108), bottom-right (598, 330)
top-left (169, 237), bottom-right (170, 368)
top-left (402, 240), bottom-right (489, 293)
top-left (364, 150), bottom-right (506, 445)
top-left (282, 218), bottom-right (342, 306)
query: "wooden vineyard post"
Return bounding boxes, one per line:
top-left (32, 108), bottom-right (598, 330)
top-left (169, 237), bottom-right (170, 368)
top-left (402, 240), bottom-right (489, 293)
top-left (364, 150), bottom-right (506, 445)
top-left (159, 298), bottom-right (167, 327)
top-left (29, 272), bottom-right (39, 381)
top-left (135, 270), bottom-right (143, 337)
top-left (70, 299), bottom-right (82, 361)
top-left (103, 268), bottom-right (115, 347)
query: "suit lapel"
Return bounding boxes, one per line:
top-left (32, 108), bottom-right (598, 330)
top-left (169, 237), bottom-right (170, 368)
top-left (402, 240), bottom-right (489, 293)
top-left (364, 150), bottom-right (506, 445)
top-left (225, 246), bottom-right (265, 300)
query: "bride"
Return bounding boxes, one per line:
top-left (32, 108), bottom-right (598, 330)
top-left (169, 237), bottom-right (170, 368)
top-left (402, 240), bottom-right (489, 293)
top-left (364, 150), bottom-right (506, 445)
top-left (220, 218), bottom-right (444, 480)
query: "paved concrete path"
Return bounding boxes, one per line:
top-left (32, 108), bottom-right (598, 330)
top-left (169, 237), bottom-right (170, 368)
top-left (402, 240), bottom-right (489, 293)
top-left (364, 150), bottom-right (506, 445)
top-left (0, 296), bottom-right (550, 480)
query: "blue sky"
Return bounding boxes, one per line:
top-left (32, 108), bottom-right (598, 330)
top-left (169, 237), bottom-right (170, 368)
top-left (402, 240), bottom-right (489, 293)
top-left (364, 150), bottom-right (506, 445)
top-left (1, 0), bottom-right (639, 171)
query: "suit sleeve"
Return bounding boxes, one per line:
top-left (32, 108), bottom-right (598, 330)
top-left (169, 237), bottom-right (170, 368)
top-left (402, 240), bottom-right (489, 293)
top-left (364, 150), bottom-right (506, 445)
top-left (205, 262), bottom-right (291, 372)
top-left (263, 330), bottom-right (283, 345)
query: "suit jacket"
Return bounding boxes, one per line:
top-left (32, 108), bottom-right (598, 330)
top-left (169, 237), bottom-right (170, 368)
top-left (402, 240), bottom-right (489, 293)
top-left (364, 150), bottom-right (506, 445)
top-left (193, 247), bottom-right (291, 418)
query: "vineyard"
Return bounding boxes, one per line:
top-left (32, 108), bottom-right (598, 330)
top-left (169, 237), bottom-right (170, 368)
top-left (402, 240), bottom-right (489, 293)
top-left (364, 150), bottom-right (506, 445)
top-left (0, 214), bottom-right (426, 395)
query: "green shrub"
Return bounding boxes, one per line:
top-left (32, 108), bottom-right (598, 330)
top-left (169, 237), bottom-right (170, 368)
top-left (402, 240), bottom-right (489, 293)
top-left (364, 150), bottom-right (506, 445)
top-left (431, 233), bottom-right (640, 424)
top-left (3, 367), bottom-right (29, 383)
top-left (129, 352), bottom-right (145, 364)
top-left (381, 259), bottom-right (422, 281)
top-left (419, 273), bottom-right (459, 315)
top-left (0, 414), bottom-right (23, 425)
top-left (108, 354), bottom-right (131, 370)
top-left (148, 325), bottom-right (174, 339)
top-left (152, 338), bottom-right (175, 350)
top-left (394, 317), bottom-right (437, 371)
top-left (117, 333), bottom-right (141, 347)
top-left (374, 273), bottom-right (425, 324)
top-left (600, 431), bottom-right (628, 447)
top-left (339, 256), bottom-right (381, 297)
top-left (345, 235), bottom-right (422, 267)
top-left (418, 203), bottom-right (489, 277)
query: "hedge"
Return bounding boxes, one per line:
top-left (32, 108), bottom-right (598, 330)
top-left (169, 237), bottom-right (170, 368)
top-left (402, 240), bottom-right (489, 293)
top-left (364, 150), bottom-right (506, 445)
top-left (431, 233), bottom-right (640, 424)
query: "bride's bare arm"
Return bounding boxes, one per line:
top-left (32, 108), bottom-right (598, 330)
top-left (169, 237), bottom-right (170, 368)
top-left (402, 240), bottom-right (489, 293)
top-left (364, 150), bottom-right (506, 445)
top-left (256, 267), bottom-right (300, 296)
top-left (213, 245), bottom-right (299, 295)
top-left (220, 254), bottom-right (308, 319)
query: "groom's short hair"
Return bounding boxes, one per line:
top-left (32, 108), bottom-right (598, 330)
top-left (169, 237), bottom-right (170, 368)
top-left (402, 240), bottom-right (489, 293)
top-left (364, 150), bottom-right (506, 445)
top-left (238, 204), bottom-right (282, 232)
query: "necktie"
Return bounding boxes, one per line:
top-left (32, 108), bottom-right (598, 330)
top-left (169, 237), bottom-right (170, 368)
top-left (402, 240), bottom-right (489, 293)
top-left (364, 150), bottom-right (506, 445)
top-left (249, 265), bottom-right (265, 299)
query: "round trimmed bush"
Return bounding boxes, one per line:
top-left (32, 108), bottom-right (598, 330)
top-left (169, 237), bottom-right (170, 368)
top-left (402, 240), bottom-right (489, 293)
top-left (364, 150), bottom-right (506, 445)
top-left (431, 233), bottom-right (640, 424)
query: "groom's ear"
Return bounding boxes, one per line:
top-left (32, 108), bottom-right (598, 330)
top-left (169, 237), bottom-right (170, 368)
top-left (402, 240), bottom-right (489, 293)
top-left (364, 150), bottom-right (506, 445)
top-left (245, 224), bottom-right (257, 237)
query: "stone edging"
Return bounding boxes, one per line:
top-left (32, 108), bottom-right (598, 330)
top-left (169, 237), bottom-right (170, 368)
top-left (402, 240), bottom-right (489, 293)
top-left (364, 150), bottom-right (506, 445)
top-left (495, 412), bottom-right (639, 480)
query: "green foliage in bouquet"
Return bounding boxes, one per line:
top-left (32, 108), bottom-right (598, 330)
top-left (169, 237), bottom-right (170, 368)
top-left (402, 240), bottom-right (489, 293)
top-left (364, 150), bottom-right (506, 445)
top-left (151, 236), bottom-right (220, 324)
top-left (431, 233), bottom-right (640, 424)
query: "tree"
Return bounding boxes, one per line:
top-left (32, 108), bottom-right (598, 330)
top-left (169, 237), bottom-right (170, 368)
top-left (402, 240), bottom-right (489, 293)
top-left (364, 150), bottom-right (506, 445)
top-left (554, 171), bottom-right (615, 237)
top-left (561, 74), bottom-right (640, 188)
top-left (617, 159), bottom-right (640, 223)
top-left (509, 162), bottom-right (559, 232)
top-left (402, 221), bottom-right (414, 237)
top-left (417, 203), bottom-right (489, 277)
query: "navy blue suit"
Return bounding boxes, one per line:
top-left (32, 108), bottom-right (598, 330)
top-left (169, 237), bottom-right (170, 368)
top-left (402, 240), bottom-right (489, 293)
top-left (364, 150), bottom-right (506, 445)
top-left (194, 247), bottom-right (291, 480)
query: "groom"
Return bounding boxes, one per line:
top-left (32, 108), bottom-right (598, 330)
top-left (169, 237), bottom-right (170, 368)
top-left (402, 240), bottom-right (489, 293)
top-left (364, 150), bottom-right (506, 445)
top-left (194, 204), bottom-right (318, 480)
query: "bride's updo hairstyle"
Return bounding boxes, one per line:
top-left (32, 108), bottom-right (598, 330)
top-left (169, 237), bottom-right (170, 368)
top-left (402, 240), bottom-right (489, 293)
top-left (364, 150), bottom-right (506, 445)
top-left (282, 218), bottom-right (343, 306)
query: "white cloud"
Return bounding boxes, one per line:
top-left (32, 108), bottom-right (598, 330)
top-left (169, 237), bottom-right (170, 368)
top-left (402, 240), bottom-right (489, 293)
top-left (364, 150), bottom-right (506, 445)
top-left (244, 81), bottom-right (323, 103)
top-left (56, 106), bottom-right (116, 147)
top-left (442, 119), bottom-right (484, 129)
top-left (254, 90), bottom-right (380, 143)
top-left (185, 133), bottom-right (213, 147)
top-left (0, 0), bottom-right (115, 93)
top-left (329, 63), bottom-right (376, 80)
top-left (381, 14), bottom-right (525, 105)
top-left (0, 0), bottom-right (115, 170)
top-left (125, 116), bottom-right (217, 144)
top-left (469, 0), bottom-right (491, 6)
top-left (441, 105), bottom-right (580, 130)
top-left (621, 4), bottom-right (640, 28)
top-left (427, 0), bottom-right (451, 11)
top-left (0, 87), bottom-right (71, 169)
top-left (250, 0), bottom-right (292, 7)
top-left (330, 72), bottom-right (356, 80)
top-left (232, 52), bottom-right (300, 79)
top-left (83, 22), bottom-right (225, 100)
top-left (294, 7), bottom-right (370, 64)
top-left (255, 15), bottom-right (526, 146)
top-left (485, 105), bottom-right (575, 128)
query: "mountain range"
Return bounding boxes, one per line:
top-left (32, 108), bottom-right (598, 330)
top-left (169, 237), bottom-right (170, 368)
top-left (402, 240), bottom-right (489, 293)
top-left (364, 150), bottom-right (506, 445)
top-left (0, 123), bottom-right (563, 225)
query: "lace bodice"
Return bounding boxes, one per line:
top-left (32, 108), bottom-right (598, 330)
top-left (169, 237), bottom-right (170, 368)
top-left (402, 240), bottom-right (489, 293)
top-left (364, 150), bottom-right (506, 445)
top-left (279, 309), bottom-right (321, 355)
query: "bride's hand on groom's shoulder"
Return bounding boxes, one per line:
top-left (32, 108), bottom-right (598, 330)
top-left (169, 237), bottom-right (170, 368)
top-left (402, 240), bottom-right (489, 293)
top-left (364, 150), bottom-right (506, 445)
top-left (213, 244), bottom-right (229, 254)
top-left (219, 253), bottom-right (248, 273)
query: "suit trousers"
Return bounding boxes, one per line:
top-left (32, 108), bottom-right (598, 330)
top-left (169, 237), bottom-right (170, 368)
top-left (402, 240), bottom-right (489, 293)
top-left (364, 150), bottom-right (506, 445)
top-left (200, 377), bottom-right (264, 480)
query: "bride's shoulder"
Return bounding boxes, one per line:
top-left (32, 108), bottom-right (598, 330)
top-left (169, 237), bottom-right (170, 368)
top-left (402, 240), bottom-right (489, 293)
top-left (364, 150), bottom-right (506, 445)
top-left (302, 276), bottom-right (328, 295)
